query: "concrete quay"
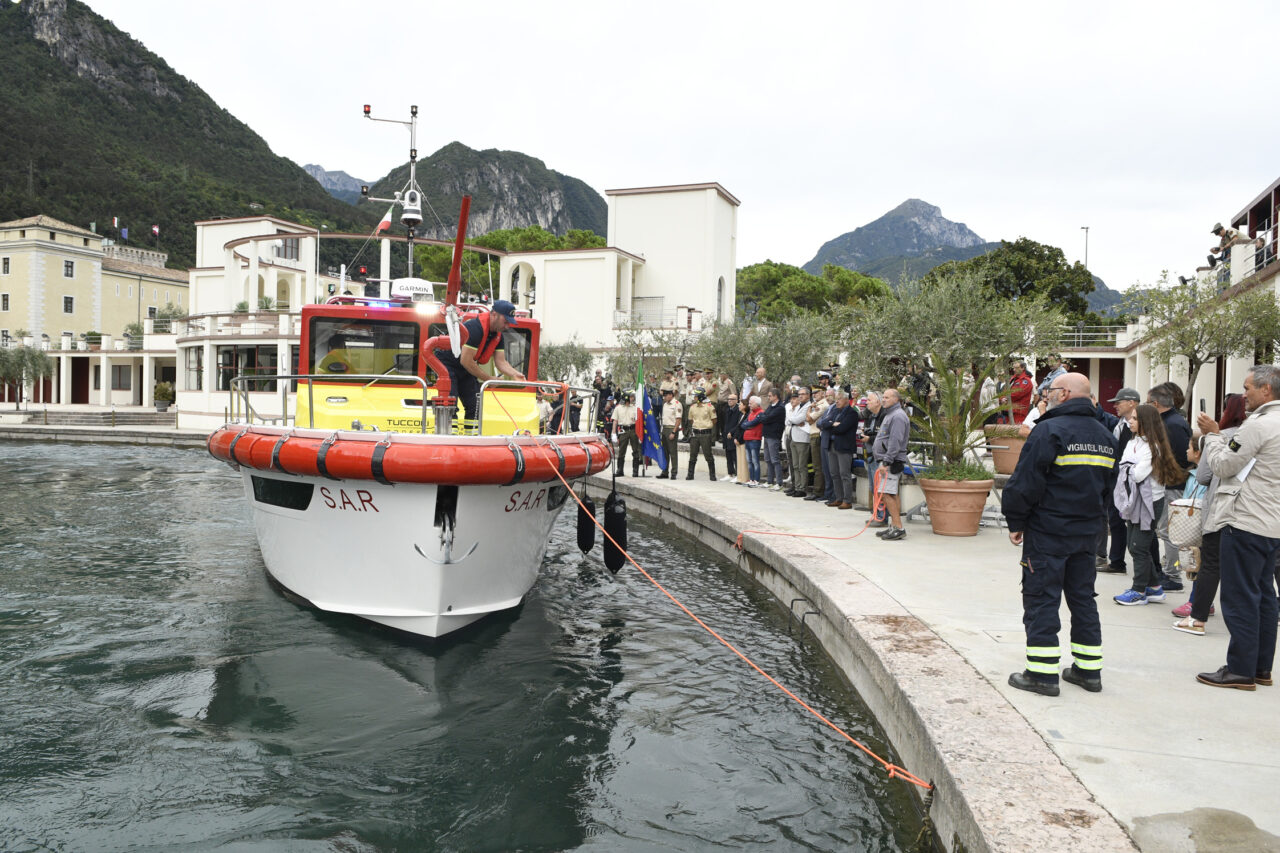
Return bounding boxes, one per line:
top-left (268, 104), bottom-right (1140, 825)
top-left (584, 469), bottom-right (1280, 853)
top-left (0, 420), bottom-right (208, 448)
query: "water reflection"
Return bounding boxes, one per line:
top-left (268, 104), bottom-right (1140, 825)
top-left (0, 441), bottom-right (918, 851)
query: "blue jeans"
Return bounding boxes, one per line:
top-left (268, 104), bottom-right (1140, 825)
top-left (745, 440), bottom-right (761, 482)
top-left (1219, 526), bottom-right (1280, 678)
top-left (763, 437), bottom-right (782, 486)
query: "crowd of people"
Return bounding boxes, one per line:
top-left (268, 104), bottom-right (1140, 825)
top-left (583, 358), bottom-right (1280, 695)
top-left (1002, 365), bottom-right (1280, 696)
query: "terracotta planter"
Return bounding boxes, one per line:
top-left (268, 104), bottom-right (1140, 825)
top-left (985, 426), bottom-right (1025, 475)
top-left (919, 477), bottom-right (994, 536)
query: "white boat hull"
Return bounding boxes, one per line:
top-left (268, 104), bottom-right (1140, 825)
top-left (240, 470), bottom-right (574, 637)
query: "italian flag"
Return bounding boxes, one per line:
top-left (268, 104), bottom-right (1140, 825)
top-left (376, 204), bottom-right (395, 233)
top-left (634, 362), bottom-right (646, 447)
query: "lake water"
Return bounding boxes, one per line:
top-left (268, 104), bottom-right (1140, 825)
top-left (0, 441), bottom-right (922, 851)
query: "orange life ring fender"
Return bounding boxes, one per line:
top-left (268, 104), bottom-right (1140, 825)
top-left (207, 427), bottom-right (612, 486)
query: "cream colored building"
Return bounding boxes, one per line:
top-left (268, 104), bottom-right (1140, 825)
top-left (498, 182), bottom-right (740, 353)
top-left (1, 215), bottom-right (189, 407)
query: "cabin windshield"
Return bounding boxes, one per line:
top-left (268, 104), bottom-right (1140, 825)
top-left (310, 317), bottom-right (420, 379)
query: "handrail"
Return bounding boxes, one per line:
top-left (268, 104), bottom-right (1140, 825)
top-left (229, 373), bottom-right (431, 432)
top-left (477, 379), bottom-right (601, 435)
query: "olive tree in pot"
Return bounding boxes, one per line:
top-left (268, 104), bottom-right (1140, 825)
top-left (904, 358), bottom-right (1007, 535)
top-left (842, 268), bottom-right (1064, 535)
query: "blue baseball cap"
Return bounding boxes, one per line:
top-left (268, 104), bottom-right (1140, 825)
top-left (491, 299), bottom-right (520, 325)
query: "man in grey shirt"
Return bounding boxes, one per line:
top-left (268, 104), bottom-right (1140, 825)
top-left (873, 388), bottom-right (912, 540)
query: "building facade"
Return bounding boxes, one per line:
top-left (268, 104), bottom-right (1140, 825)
top-left (1, 215), bottom-right (190, 407)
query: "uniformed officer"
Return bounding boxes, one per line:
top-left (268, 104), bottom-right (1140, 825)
top-left (657, 388), bottom-right (683, 479)
top-left (686, 388), bottom-right (718, 480)
top-left (613, 391), bottom-right (640, 476)
top-left (1002, 372), bottom-right (1118, 696)
top-left (659, 369), bottom-right (677, 398)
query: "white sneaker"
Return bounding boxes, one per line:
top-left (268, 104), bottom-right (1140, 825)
top-left (770, 484), bottom-right (781, 491)
top-left (747, 480), bottom-right (759, 488)
top-left (720, 475), bottom-right (733, 482)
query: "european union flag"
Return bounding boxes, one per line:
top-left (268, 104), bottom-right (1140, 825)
top-left (639, 383), bottom-right (666, 470)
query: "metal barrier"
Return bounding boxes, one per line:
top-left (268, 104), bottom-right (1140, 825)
top-left (478, 379), bottom-right (601, 435)
top-left (229, 373), bottom-right (432, 432)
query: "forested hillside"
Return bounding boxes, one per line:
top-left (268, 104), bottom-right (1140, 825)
top-left (0, 0), bottom-right (368, 269)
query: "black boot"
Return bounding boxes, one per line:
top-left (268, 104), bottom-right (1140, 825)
top-left (632, 463), bottom-right (639, 477)
top-left (656, 471), bottom-right (669, 480)
top-left (616, 463), bottom-right (624, 477)
top-left (708, 462), bottom-right (716, 481)
top-left (685, 462), bottom-right (695, 480)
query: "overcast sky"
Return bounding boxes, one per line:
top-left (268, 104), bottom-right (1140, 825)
top-left (87, 0), bottom-right (1280, 291)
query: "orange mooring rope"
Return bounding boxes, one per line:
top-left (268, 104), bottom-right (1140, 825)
top-left (735, 463), bottom-right (888, 549)
top-left (486, 391), bottom-right (932, 791)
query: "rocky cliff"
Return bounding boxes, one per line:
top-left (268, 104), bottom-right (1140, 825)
top-left (304, 165), bottom-right (367, 204)
top-left (364, 142), bottom-right (607, 238)
top-left (803, 199), bottom-right (987, 274)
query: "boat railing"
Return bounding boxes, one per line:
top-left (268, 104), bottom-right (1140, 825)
top-left (478, 379), bottom-right (601, 436)
top-left (229, 373), bottom-right (433, 433)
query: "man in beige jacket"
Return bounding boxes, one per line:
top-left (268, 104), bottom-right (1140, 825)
top-left (1194, 364), bottom-right (1280, 690)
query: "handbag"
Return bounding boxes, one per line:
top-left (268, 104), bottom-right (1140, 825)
top-left (1167, 476), bottom-right (1208, 549)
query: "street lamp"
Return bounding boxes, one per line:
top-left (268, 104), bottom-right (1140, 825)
top-left (1081, 226), bottom-right (1089, 270)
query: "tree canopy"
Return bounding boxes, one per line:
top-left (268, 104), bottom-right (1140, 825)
top-left (842, 267), bottom-right (1065, 389)
top-left (1123, 272), bottom-right (1280, 416)
top-left (736, 261), bottom-right (890, 322)
top-left (537, 335), bottom-right (595, 384)
top-left (690, 309), bottom-right (846, 384)
top-left (921, 237), bottom-right (1095, 321)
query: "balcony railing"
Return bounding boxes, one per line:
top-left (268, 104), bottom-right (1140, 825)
top-left (1058, 324), bottom-right (1128, 348)
top-left (177, 311), bottom-right (300, 338)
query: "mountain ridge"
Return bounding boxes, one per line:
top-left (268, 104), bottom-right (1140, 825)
top-left (805, 199), bottom-right (1124, 314)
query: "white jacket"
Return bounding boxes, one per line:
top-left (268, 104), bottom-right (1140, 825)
top-left (1202, 399), bottom-right (1280, 538)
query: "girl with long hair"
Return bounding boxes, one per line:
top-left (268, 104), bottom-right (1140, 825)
top-left (1114, 404), bottom-right (1185, 605)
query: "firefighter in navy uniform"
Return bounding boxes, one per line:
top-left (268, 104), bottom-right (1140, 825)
top-left (1001, 372), bottom-right (1118, 696)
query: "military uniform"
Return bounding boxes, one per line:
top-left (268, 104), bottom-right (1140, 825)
top-left (613, 401), bottom-right (640, 476)
top-left (1002, 395), bottom-right (1118, 694)
top-left (686, 396), bottom-right (718, 480)
top-left (658, 395), bottom-right (683, 479)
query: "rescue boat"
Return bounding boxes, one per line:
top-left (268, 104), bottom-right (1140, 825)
top-left (208, 105), bottom-right (611, 638)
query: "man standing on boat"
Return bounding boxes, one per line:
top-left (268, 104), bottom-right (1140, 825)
top-left (435, 299), bottom-right (525, 428)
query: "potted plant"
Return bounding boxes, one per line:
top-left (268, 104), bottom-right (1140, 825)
top-left (906, 356), bottom-right (1002, 536)
top-left (154, 381), bottom-right (175, 412)
top-left (984, 423), bottom-right (1026, 474)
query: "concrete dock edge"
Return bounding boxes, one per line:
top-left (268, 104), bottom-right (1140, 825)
top-left (585, 474), bottom-right (1138, 853)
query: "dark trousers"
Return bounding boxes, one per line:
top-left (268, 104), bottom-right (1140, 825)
top-left (721, 436), bottom-right (737, 476)
top-left (1022, 530), bottom-right (1102, 683)
top-left (615, 427), bottom-right (640, 472)
top-left (1219, 526), bottom-right (1280, 678)
top-left (661, 427), bottom-right (679, 476)
top-left (820, 440), bottom-right (834, 499)
top-left (1106, 500), bottom-right (1128, 569)
top-left (445, 363), bottom-right (481, 424)
top-left (689, 430), bottom-right (714, 472)
top-left (1190, 529), bottom-right (1221, 623)
top-left (808, 434), bottom-right (823, 495)
top-left (1126, 497), bottom-right (1165, 593)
